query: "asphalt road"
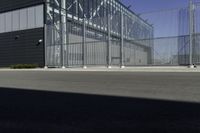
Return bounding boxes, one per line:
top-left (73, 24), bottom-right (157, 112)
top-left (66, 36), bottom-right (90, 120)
top-left (0, 71), bottom-right (200, 132)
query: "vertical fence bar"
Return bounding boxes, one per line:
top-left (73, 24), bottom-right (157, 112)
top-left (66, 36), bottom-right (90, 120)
top-left (107, 14), bottom-right (111, 68)
top-left (44, 24), bottom-right (48, 68)
top-left (60, 0), bottom-right (65, 68)
top-left (82, 17), bottom-right (87, 68)
top-left (189, 0), bottom-right (194, 67)
top-left (44, 1), bottom-right (48, 69)
top-left (120, 11), bottom-right (125, 68)
top-left (66, 1), bottom-right (69, 68)
top-left (52, 0), bottom-right (56, 66)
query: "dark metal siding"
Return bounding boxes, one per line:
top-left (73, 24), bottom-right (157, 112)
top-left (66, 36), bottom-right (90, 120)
top-left (0, 28), bottom-right (44, 67)
top-left (0, 0), bottom-right (44, 13)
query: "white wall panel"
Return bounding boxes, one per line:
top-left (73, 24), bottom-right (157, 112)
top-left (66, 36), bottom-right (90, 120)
top-left (0, 5), bottom-right (44, 34)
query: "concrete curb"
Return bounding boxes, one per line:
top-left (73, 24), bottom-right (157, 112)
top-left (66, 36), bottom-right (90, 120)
top-left (0, 66), bottom-right (200, 72)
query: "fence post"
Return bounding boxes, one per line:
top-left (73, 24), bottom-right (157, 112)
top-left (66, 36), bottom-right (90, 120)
top-left (120, 11), bottom-right (125, 68)
top-left (44, 24), bottom-right (48, 69)
top-left (82, 17), bottom-right (87, 69)
top-left (107, 14), bottom-right (111, 68)
top-left (61, 0), bottom-right (66, 69)
top-left (66, 8), bottom-right (69, 68)
top-left (44, 0), bottom-right (48, 68)
top-left (64, 0), bottom-right (70, 68)
top-left (189, 0), bottom-right (195, 68)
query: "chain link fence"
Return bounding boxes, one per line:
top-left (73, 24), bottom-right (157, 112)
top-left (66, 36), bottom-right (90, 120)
top-left (45, 0), bottom-right (200, 68)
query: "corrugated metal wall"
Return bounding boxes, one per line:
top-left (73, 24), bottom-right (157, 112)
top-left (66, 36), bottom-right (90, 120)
top-left (0, 0), bottom-right (44, 13)
top-left (0, 28), bottom-right (44, 67)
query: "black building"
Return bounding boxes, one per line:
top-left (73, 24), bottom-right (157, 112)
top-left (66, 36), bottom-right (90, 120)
top-left (0, 0), bottom-right (45, 67)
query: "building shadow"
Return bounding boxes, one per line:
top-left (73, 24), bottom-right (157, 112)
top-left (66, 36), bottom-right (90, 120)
top-left (0, 87), bottom-right (200, 133)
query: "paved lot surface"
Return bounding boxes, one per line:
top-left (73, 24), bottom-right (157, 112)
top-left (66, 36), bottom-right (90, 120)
top-left (0, 71), bottom-right (200, 132)
top-left (0, 71), bottom-right (200, 102)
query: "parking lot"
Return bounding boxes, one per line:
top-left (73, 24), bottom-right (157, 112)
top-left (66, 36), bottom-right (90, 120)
top-left (0, 70), bottom-right (200, 132)
top-left (0, 70), bottom-right (200, 102)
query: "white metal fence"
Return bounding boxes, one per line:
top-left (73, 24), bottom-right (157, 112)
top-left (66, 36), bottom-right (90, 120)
top-left (45, 1), bottom-right (200, 67)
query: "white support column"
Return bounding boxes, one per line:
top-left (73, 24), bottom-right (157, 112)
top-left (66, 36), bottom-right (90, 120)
top-left (120, 11), bottom-right (125, 69)
top-left (83, 17), bottom-right (87, 69)
top-left (107, 14), bottom-right (111, 68)
top-left (189, 0), bottom-right (195, 68)
top-left (61, 0), bottom-right (66, 69)
top-left (44, 2), bottom-right (48, 69)
top-left (66, 1), bottom-right (69, 68)
top-left (44, 24), bottom-right (48, 69)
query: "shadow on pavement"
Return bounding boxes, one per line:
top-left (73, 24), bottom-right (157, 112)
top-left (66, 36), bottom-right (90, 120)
top-left (0, 87), bottom-right (200, 133)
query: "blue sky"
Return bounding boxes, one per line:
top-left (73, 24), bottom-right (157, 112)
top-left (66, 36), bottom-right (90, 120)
top-left (122, 0), bottom-right (190, 13)
top-left (121, 0), bottom-right (199, 37)
top-left (120, 0), bottom-right (200, 61)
